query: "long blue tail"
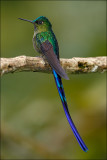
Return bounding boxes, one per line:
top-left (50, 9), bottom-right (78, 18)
top-left (53, 69), bottom-right (88, 152)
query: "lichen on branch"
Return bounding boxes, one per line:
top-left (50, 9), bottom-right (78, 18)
top-left (0, 56), bottom-right (107, 76)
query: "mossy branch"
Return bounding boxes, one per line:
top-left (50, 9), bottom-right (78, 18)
top-left (0, 56), bottom-right (107, 76)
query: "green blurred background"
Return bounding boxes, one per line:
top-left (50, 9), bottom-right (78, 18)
top-left (1, 1), bottom-right (106, 159)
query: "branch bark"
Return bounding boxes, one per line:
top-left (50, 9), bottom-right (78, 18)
top-left (0, 56), bottom-right (107, 76)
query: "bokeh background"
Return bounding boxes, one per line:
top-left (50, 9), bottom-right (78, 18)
top-left (1, 1), bottom-right (106, 159)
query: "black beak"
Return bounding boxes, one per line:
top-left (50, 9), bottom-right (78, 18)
top-left (18, 18), bottom-right (33, 23)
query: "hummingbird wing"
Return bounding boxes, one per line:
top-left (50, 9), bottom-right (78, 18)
top-left (40, 40), bottom-right (69, 80)
top-left (53, 69), bottom-right (88, 152)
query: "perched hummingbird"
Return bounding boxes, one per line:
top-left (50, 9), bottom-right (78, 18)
top-left (19, 16), bottom-right (88, 152)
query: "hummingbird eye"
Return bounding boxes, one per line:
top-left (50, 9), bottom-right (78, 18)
top-left (36, 20), bottom-right (43, 25)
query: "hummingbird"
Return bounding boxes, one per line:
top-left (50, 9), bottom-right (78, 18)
top-left (18, 16), bottom-right (88, 152)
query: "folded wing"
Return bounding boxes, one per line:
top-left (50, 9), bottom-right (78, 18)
top-left (40, 40), bottom-right (69, 80)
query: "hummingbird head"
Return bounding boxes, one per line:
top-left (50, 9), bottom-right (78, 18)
top-left (18, 16), bottom-right (52, 32)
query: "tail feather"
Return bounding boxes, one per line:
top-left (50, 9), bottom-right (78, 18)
top-left (53, 69), bottom-right (88, 152)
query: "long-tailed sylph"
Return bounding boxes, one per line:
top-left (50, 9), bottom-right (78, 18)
top-left (19, 16), bottom-right (88, 152)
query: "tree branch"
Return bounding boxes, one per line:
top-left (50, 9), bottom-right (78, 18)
top-left (0, 56), bottom-right (107, 76)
